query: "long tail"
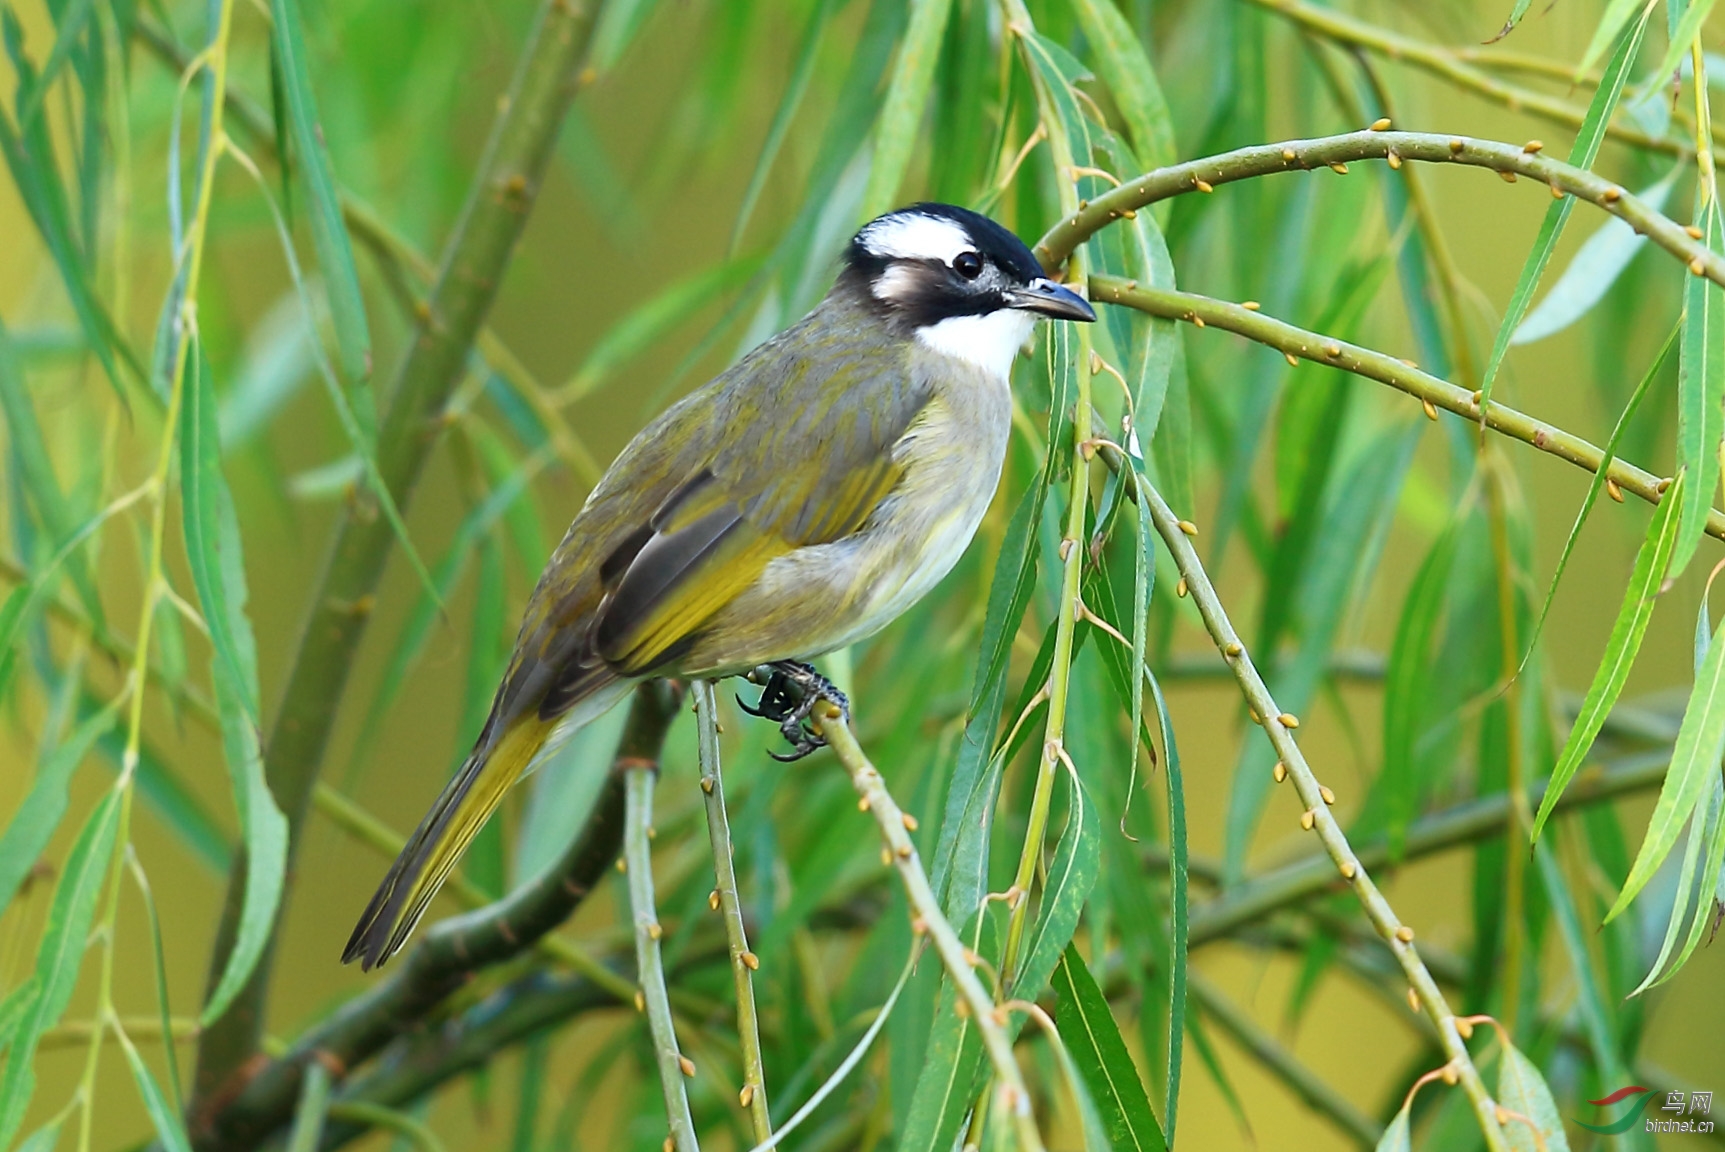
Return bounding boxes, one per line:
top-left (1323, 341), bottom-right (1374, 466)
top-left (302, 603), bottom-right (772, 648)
top-left (342, 713), bottom-right (554, 970)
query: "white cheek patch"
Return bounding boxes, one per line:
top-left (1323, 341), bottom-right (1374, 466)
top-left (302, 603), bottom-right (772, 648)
top-left (860, 213), bottom-right (974, 265)
top-left (916, 309), bottom-right (1037, 382)
top-left (872, 264), bottom-right (920, 302)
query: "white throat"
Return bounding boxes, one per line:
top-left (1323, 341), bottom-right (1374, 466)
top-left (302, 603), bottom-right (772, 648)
top-left (915, 310), bottom-right (1036, 382)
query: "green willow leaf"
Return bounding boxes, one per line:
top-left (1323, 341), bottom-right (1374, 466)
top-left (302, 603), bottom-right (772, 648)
top-left (1578, 0), bottom-right (1653, 75)
top-left (861, 0), bottom-right (955, 220)
top-left (127, 855), bottom-right (185, 1120)
top-left (1052, 946), bottom-right (1169, 1152)
top-left (1498, 1042), bottom-right (1571, 1152)
top-left (200, 663), bottom-right (289, 1027)
top-left (1375, 1106), bottom-right (1412, 1152)
top-left (1631, 769), bottom-right (1725, 992)
top-left (1476, 8), bottom-right (1651, 414)
top-left (1534, 472), bottom-right (1685, 841)
top-left (0, 321), bottom-right (102, 628)
top-left (1647, 0), bottom-right (1720, 103)
top-left (0, 693), bottom-right (122, 921)
top-left (729, 0), bottom-right (836, 253)
top-left (0, 788), bottom-right (122, 1149)
top-left (1517, 324), bottom-right (1677, 676)
top-left (1015, 771), bottom-right (1101, 1001)
top-left (1512, 169), bottom-right (1679, 345)
top-left (1532, 839), bottom-right (1635, 1091)
top-left (588, 0), bottom-right (665, 74)
top-left (116, 1026), bottom-right (194, 1152)
top-left (1673, 195), bottom-right (1725, 577)
top-left (1380, 519), bottom-right (1462, 855)
top-left (180, 344), bottom-right (258, 719)
top-left (270, 0), bottom-right (374, 440)
top-left (1069, 0), bottom-right (1176, 175)
top-left (1607, 601), bottom-right (1725, 921)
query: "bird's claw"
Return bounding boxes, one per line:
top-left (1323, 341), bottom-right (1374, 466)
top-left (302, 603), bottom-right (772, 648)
top-left (739, 661), bottom-right (849, 762)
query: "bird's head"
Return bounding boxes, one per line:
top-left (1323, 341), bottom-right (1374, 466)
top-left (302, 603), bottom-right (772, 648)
top-left (841, 203), bottom-right (1096, 380)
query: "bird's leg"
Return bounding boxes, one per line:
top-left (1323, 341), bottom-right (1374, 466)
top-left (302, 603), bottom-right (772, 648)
top-left (737, 661), bottom-right (849, 762)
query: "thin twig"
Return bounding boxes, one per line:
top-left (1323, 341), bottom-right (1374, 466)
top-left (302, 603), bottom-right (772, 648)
top-left (692, 681), bottom-right (773, 1147)
top-left (626, 764), bottom-right (700, 1152)
top-left (1091, 277), bottom-right (1724, 542)
top-left (1039, 130), bottom-right (1725, 291)
top-left (813, 710), bottom-right (1047, 1152)
top-left (1188, 972), bottom-right (1381, 1150)
top-left (1130, 474), bottom-right (1510, 1151)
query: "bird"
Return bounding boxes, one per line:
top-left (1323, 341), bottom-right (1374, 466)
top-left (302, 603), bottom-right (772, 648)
top-left (343, 202), bottom-right (1096, 970)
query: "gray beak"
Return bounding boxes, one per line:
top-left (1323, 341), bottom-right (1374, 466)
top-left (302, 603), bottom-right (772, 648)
top-left (1007, 277), bottom-right (1097, 322)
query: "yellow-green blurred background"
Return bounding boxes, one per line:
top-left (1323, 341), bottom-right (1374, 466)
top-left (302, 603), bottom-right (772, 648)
top-left (3, 0), bottom-right (1724, 1148)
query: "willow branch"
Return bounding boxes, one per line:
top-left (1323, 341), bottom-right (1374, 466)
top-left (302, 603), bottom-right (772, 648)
top-left (1186, 750), bottom-right (1671, 947)
top-left (1091, 276), bottom-right (1725, 543)
top-left (1240, 0), bottom-right (1698, 156)
top-left (692, 682), bottom-right (773, 1146)
top-left (191, 0), bottom-right (605, 1113)
top-left (1132, 475), bottom-right (1510, 1151)
top-left (1189, 972), bottom-right (1381, 1150)
top-left (813, 710), bottom-right (1046, 1152)
top-left (626, 763), bottom-right (700, 1152)
top-left (1038, 130), bottom-right (1725, 291)
top-left (184, 682), bottom-right (679, 1152)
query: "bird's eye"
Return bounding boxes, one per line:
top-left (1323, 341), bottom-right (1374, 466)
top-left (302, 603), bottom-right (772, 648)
top-left (953, 251), bottom-right (983, 280)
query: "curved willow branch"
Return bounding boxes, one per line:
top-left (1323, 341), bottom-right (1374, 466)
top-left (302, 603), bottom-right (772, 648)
top-left (814, 711), bottom-right (1047, 1152)
top-left (1090, 275), bottom-right (1725, 543)
top-left (1131, 474), bottom-right (1511, 1152)
top-left (1037, 129), bottom-right (1721, 289)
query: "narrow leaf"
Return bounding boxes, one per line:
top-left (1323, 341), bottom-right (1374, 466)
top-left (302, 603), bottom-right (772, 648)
top-left (1497, 1042), bottom-right (1572, 1152)
top-left (1607, 599), bottom-right (1725, 920)
top-left (1533, 471), bottom-right (1685, 840)
top-left (199, 664), bottom-right (289, 1026)
top-left (1673, 195), bottom-right (1725, 577)
top-left (0, 789), bottom-right (122, 1149)
top-left (1512, 169), bottom-right (1678, 345)
top-left (861, 0), bottom-right (956, 219)
top-left (269, 0), bottom-right (374, 438)
top-left (0, 694), bottom-right (122, 921)
top-left (1478, 9), bottom-right (1651, 413)
top-left (116, 1026), bottom-right (194, 1152)
top-left (1052, 946), bottom-right (1169, 1152)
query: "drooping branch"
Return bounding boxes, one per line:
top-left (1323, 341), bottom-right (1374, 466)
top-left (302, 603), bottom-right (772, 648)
top-left (191, 0), bottom-right (607, 1116)
top-left (814, 709), bottom-right (1047, 1152)
top-left (1130, 474), bottom-right (1511, 1152)
top-left (186, 682), bottom-right (681, 1152)
top-left (1091, 276), bottom-right (1725, 542)
top-left (1037, 129), bottom-right (1722, 290)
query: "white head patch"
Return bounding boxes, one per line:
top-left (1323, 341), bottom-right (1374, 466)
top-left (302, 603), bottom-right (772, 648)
top-left (858, 212), bottom-right (975, 265)
top-left (916, 309), bottom-right (1037, 383)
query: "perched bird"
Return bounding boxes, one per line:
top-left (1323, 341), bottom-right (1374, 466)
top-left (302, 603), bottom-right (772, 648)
top-left (343, 202), bottom-right (1095, 970)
